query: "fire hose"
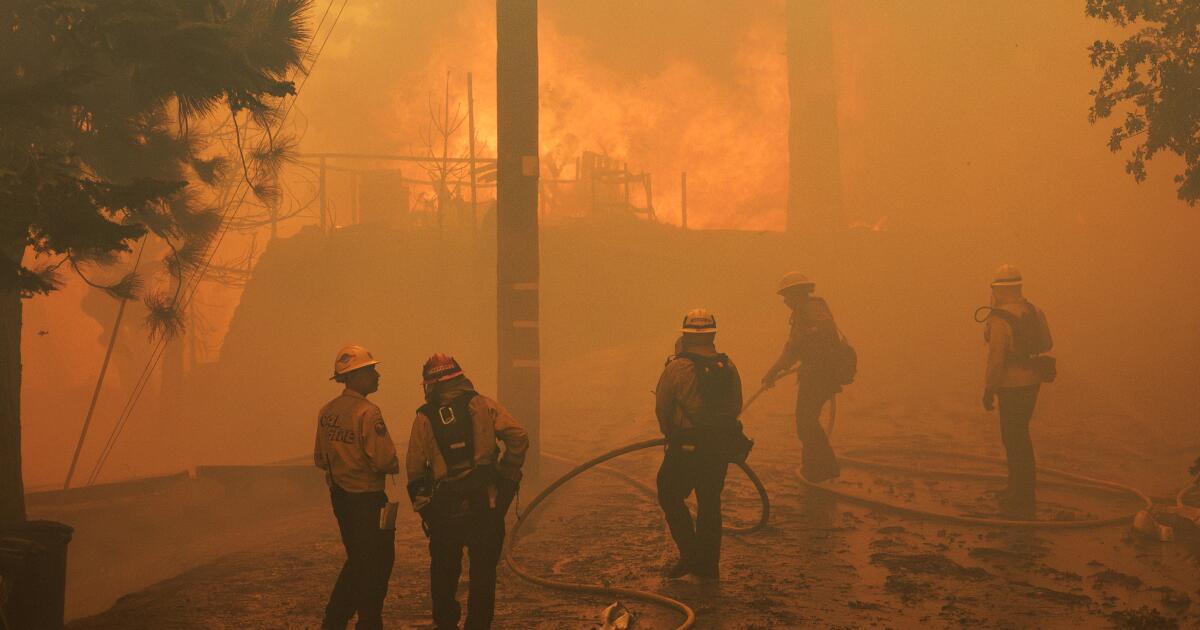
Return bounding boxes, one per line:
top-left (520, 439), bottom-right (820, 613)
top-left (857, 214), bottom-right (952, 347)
top-left (503, 371), bottom-right (793, 630)
top-left (806, 448), bottom-right (1154, 529)
top-left (504, 365), bottom-right (1158, 628)
top-left (505, 439), bottom-right (771, 630)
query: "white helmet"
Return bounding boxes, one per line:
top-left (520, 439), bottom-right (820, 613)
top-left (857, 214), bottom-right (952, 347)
top-left (680, 308), bottom-right (717, 334)
top-left (331, 344), bottom-right (380, 379)
top-left (777, 271), bottom-right (815, 295)
top-left (990, 264), bottom-right (1023, 287)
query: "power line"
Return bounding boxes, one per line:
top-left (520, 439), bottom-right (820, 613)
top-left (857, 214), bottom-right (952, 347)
top-left (85, 0), bottom-right (352, 484)
top-left (63, 237), bottom-right (146, 489)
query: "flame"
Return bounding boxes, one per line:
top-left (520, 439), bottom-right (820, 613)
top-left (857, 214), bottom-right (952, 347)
top-left (326, 0), bottom-right (795, 231)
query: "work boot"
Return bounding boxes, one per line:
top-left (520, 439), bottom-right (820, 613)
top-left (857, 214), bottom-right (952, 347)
top-left (802, 462), bottom-right (840, 483)
top-left (663, 557), bottom-right (694, 579)
top-left (692, 567), bottom-right (720, 584)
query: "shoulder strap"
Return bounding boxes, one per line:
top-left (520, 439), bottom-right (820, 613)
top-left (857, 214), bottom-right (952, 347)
top-left (986, 307), bottom-right (1019, 326)
top-left (985, 306), bottom-right (1040, 355)
top-left (418, 391), bottom-right (479, 472)
top-left (678, 352), bottom-right (737, 426)
top-left (677, 351), bottom-right (729, 366)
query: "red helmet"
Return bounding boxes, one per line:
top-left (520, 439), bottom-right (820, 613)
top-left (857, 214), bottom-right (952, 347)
top-left (422, 353), bottom-right (464, 385)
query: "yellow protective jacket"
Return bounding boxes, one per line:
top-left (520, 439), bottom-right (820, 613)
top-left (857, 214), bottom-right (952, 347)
top-left (984, 298), bottom-right (1053, 391)
top-left (405, 381), bottom-right (529, 502)
top-left (768, 296), bottom-right (840, 381)
top-left (314, 389), bottom-right (400, 492)
top-left (655, 344), bottom-right (744, 437)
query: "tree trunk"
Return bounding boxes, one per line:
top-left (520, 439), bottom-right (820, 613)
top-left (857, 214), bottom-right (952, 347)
top-left (786, 0), bottom-right (842, 234)
top-left (0, 239), bottom-right (27, 527)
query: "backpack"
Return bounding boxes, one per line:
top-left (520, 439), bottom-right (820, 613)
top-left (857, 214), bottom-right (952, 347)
top-left (829, 333), bottom-right (857, 386)
top-left (985, 303), bottom-right (1056, 382)
top-left (676, 352), bottom-right (753, 463)
top-left (416, 392), bottom-right (493, 521)
top-left (986, 305), bottom-right (1052, 356)
top-left (420, 391), bottom-right (479, 473)
top-left (679, 352), bottom-right (739, 423)
top-left (800, 297), bottom-right (856, 386)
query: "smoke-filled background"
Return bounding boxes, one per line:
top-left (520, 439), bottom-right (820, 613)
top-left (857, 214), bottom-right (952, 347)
top-left (21, 0), bottom-right (1197, 496)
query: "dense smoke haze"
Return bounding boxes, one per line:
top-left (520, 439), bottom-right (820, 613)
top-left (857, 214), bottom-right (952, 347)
top-left (20, 1), bottom-right (1195, 489)
top-left (8, 2), bottom-right (1200, 627)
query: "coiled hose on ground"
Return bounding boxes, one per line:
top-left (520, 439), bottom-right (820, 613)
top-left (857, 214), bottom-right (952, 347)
top-left (505, 371), bottom-right (1162, 628)
top-left (802, 448), bottom-right (1154, 528)
top-left (505, 439), bottom-right (771, 630)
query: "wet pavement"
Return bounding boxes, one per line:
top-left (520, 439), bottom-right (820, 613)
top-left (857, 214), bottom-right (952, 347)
top-left (65, 386), bottom-right (1200, 629)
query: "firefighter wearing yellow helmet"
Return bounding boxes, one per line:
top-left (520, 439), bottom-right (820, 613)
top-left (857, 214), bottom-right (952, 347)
top-left (655, 309), bottom-right (747, 582)
top-left (315, 344), bottom-right (399, 630)
top-left (406, 354), bottom-right (528, 629)
top-left (763, 272), bottom-right (855, 483)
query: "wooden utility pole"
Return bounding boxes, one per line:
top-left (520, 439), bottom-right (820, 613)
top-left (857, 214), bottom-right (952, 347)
top-left (786, 0), bottom-right (842, 233)
top-left (496, 0), bottom-right (540, 473)
top-left (467, 72), bottom-right (479, 234)
top-left (680, 171), bottom-right (688, 230)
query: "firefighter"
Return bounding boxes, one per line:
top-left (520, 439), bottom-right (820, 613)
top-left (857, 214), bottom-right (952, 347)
top-left (406, 354), bottom-right (528, 630)
top-left (315, 344), bottom-right (399, 630)
top-left (762, 272), bottom-right (846, 482)
top-left (982, 264), bottom-right (1054, 519)
top-left (656, 309), bottom-right (745, 582)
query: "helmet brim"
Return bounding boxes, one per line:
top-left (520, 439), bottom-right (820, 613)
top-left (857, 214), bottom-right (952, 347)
top-left (331, 360), bottom-right (381, 380)
top-left (422, 370), bottom-right (464, 386)
top-left (777, 283), bottom-right (815, 296)
top-left (680, 327), bottom-right (718, 334)
top-left (990, 279), bottom-right (1023, 287)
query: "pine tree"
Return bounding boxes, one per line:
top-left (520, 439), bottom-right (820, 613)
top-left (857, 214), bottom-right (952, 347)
top-left (0, 0), bottom-right (310, 526)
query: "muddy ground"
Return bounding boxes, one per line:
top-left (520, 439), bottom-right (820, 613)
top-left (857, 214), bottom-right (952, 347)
top-left (57, 375), bottom-right (1199, 630)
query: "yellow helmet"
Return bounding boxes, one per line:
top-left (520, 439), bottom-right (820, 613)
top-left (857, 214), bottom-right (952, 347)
top-left (777, 271), bottom-right (815, 295)
top-left (990, 264), bottom-right (1023, 287)
top-left (331, 344), bottom-right (380, 379)
top-left (680, 308), bottom-right (718, 334)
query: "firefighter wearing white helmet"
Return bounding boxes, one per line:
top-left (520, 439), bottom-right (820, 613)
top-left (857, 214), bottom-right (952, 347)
top-left (776, 271), bottom-right (816, 295)
top-left (980, 264), bottom-right (1054, 519)
top-left (763, 272), bottom-right (853, 483)
top-left (315, 344), bottom-right (398, 630)
top-left (655, 308), bottom-right (746, 581)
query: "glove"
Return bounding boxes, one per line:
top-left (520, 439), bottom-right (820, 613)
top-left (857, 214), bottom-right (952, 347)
top-left (761, 371), bottom-right (779, 388)
top-left (982, 389), bottom-right (996, 412)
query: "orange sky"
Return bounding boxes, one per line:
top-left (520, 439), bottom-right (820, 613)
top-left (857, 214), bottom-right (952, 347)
top-left (20, 1), bottom-right (1198, 488)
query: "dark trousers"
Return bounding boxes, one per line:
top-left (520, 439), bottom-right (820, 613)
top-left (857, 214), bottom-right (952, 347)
top-left (998, 385), bottom-right (1040, 509)
top-left (324, 487), bottom-right (395, 630)
top-left (656, 446), bottom-right (729, 576)
top-left (428, 511), bottom-right (506, 630)
top-left (795, 381), bottom-right (840, 482)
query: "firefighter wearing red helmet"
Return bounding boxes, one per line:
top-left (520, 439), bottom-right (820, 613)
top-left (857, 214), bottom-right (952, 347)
top-left (406, 354), bottom-right (529, 630)
top-left (315, 344), bottom-right (399, 630)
